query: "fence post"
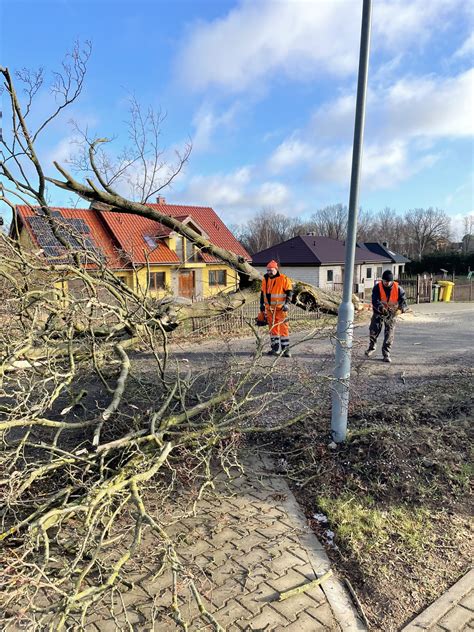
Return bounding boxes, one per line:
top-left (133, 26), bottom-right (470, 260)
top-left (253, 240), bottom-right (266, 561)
top-left (470, 281), bottom-right (473, 302)
top-left (416, 274), bottom-right (420, 304)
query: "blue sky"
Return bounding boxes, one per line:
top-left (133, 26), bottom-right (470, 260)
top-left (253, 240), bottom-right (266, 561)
top-left (1, 0), bottom-right (473, 235)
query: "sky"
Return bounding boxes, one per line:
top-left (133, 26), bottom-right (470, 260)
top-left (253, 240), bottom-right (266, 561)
top-left (1, 0), bottom-right (473, 236)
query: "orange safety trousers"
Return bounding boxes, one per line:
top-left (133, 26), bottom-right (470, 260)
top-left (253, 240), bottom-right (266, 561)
top-left (265, 306), bottom-right (289, 337)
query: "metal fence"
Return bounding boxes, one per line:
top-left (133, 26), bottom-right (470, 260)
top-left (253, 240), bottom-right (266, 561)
top-left (399, 276), bottom-right (432, 303)
top-left (452, 282), bottom-right (474, 302)
top-left (176, 301), bottom-right (322, 339)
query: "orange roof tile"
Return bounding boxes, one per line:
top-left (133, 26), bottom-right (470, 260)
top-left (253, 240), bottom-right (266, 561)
top-left (99, 211), bottom-right (179, 264)
top-left (15, 203), bottom-right (251, 268)
top-left (148, 204), bottom-right (250, 261)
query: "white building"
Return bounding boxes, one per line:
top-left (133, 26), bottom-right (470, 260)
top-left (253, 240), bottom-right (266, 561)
top-left (252, 235), bottom-right (403, 294)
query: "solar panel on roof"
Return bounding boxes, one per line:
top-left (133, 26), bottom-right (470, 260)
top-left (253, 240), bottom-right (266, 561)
top-left (27, 213), bottom-right (104, 263)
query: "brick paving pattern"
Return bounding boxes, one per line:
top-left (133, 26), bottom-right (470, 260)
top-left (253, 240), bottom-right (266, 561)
top-left (90, 454), bottom-right (364, 631)
top-left (402, 569), bottom-right (474, 632)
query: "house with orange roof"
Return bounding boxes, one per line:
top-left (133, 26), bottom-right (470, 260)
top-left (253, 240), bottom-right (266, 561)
top-left (11, 198), bottom-right (251, 300)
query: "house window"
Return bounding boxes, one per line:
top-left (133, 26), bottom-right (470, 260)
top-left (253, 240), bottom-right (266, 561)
top-left (144, 235), bottom-right (157, 248)
top-left (185, 239), bottom-right (199, 262)
top-left (209, 270), bottom-right (227, 286)
top-left (376, 266), bottom-right (383, 278)
top-left (327, 269), bottom-right (334, 282)
top-left (149, 271), bottom-right (166, 291)
top-left (175, 236), bottom-right (184, 261)
top-left (399, 265), bottom-right (403, 275)
top-left (366, 267), bottom-right (372, 279)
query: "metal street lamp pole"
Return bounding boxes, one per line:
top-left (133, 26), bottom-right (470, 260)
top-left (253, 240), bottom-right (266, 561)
top-left (331, 0), bottom-right (372, 443)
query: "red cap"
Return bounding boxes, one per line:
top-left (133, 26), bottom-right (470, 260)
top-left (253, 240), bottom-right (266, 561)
top-left (266, 260), bottom-right (279, 269)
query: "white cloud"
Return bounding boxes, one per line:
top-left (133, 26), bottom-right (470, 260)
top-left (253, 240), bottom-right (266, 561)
top-left (372, 0), bottom-right (462, 51)
top-left (177, 1), bottom-right (360, 92)
top-left (280, 67), bottom-right (472, 191)
top-left (311, 69), bottom-right (474, 144)
top-left (177, 0), bottom-right (466, 93)
top-left (178, 166), bottom-right (294, 220)
top-left (380, 70), bottom-right (474, 139)
top-left (43, 135), bottom-right (81, 167)
top-left (192, 102), bottom-right (241, 152)
top-left (362, 141), bottom-right (439, 189)
top-left (309, 140), bottom-right (439, 191)
top-left (267, 137), bottom-right (315, 172)
top-left (454, 33), bottom-right (474, 59)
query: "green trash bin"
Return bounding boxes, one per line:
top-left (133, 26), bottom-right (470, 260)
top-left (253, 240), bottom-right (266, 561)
top-left (432, 284), bottom-right (440, 302)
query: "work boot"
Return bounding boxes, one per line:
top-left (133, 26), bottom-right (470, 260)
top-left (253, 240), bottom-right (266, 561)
top-left (282, 348), bottom-right (291, 358)
top-left (267, 348), bottom-right (279, 356)
top-left (365, 346), bottom-right (376, 357)
top-left (383, 354), bottom-right (392, 363)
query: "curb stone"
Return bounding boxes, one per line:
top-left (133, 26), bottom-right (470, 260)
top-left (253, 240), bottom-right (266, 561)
top-left (401, 568), bottom-right (474, 631)
top-left (257, 454), bottom-right (366, 631)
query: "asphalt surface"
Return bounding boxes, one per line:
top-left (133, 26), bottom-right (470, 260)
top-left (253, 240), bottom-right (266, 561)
top-left (170, 303), bottom-right (474, 378)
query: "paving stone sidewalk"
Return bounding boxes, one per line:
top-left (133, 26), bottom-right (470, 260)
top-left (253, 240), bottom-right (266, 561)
top-left (91, 454), bottom-right (365, 631)
top-left (402, 568), bottom-right (474, 632)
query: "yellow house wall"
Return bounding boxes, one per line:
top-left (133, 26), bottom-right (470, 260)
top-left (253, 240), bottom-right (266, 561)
top-left (203, 265), bottom-right (239, 297)
top-left (132, 266), bottom-right (172, 297)
top-left (17, 223), bottom-right (240, 300)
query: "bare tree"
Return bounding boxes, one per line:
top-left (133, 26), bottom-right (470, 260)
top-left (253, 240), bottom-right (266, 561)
top-left (404, 207), bottom-right (451, 260)
top-left (238, 208), bottom-right (302, 254)
top-left (462, 214), bottom-right (474, 254)
top-left (355, 208), bottom-right (374, 242)
top-left (307, 204), bottom-right (348, 240)
top-left (364, 207), bottom-right (409, 254)
top-left (69, 94), bottom-right (192, 204)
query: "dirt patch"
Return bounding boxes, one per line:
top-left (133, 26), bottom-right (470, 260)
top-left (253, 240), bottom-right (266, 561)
top-left (262, 370), bottom-right (473, 631)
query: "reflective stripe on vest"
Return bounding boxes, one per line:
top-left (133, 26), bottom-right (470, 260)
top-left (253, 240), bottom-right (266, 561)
top-left (378, 281), bottom-right (399, 308)
top-left (263, 276), bottom-right (290, 307)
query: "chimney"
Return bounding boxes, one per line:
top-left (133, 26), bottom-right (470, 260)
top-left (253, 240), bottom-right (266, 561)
top-left (382, 241), bottom-right (389, 248)
top-left (156, 195), bottom-right (166, 205)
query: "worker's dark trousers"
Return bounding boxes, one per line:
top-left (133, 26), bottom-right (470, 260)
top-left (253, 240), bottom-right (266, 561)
top-left (368, 312), bottom-right (396, 356)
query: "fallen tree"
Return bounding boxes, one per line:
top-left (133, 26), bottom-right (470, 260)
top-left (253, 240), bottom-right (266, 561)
top-left (0, 45), bottom-right (352, 629)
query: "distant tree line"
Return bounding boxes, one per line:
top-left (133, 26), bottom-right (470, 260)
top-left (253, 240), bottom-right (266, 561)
top-left (405, 252), bottom-right (474, 276)
top-left (236, 206), bottom-right (473, 262)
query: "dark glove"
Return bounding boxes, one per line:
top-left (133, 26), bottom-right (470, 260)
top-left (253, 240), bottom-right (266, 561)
top-left (282, 304), bottom-right (289, 312)
top-left (256, 311), bottom-right (267, 327)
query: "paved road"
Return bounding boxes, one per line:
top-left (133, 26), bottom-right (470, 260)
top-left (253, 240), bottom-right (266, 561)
top-left (169, 303), bottom-right (474, 385)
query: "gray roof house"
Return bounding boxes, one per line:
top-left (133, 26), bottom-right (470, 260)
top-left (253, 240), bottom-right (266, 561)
top-left (252, 235), bottom-right (404, 291)
top-left (363, 241), bottom-right (411, 264)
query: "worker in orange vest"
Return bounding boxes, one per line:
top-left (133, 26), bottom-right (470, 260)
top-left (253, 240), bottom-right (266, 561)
top-left (260, 260), bottom-right (293, 357)
top-left (365, 270), bottom-right (408, 363)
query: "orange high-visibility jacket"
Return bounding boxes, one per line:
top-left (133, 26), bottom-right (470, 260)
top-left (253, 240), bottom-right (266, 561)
top-left (261, 273), bottom-right (292, 309)
top-left (378, 281), bottom-right (399, 310)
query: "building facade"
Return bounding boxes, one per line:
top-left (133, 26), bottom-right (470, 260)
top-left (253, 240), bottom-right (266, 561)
top-left (12, 200), bottom-right (250, 301)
